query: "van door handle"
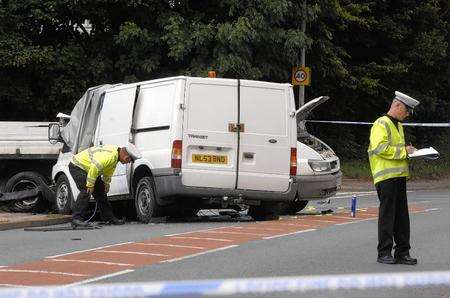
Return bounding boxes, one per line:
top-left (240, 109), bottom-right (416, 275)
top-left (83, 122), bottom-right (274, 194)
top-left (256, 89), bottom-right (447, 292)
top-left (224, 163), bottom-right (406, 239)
top-left (243, 152), bottom-right (254, 159)
top-left (268, 139), bottom-right (277, 143)
top-left (228, 123), bottom-right (245, 132)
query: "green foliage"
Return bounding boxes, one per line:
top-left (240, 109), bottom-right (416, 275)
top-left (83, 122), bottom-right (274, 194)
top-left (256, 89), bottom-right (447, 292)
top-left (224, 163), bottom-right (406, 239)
top-left (0, 0), bottom-right (449, 164)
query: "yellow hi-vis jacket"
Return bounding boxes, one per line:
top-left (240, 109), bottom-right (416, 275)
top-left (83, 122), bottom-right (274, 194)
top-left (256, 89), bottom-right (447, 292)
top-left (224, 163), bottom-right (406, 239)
top-left (72, 145), bottom-right (119, 188)
top-left (368, 115), bottom-right (409, 185)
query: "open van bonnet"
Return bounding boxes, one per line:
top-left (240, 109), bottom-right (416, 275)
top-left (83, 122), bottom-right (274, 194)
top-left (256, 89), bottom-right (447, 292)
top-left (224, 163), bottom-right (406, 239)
top-left (295, 96), bottom-right (330, 121)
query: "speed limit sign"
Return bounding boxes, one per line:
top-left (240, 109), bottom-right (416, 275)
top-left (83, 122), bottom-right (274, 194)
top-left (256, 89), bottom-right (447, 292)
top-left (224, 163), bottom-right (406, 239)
top-left (292, 67), bottom-right (311, 86)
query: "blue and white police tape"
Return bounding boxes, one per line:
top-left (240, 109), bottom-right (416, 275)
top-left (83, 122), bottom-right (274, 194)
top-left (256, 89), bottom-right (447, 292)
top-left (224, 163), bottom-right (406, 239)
top-left (306, 120), bottom-right (450, 127)
top-left (1, 271), bottom-right (450, 297)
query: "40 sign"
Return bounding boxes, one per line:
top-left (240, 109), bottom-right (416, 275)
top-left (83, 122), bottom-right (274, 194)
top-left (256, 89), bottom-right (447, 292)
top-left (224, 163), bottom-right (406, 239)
top-left (292, 67), bottom-right (311, 86)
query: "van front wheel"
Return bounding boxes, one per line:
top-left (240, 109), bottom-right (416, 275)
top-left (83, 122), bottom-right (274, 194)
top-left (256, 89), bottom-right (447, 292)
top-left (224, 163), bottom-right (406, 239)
top-left (134, 177), bottom-right (160, 223)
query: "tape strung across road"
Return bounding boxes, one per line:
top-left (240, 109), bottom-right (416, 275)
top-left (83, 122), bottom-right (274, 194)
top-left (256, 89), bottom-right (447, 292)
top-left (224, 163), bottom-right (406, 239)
top-left (307, 120), bottom-right (450, 127)
top-left (1, 270), bottom-right (449, 297)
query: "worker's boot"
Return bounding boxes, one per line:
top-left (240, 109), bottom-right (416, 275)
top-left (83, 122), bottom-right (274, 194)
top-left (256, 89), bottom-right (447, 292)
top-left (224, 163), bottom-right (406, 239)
top-left (395, 255), bottom-right (417, 265)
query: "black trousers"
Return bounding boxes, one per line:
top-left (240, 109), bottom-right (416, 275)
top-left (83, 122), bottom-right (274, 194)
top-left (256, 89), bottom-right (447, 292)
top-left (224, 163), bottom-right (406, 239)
top-left (375, 177), bottom-right (411, 257)
top-left (69, 163), bottom-right (115, 221)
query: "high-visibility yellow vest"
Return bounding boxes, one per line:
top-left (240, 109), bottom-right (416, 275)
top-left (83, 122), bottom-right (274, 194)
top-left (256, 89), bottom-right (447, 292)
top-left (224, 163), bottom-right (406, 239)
top-left (368, 115), bottom-right (409, 184)
top-left (72, 145), bottom-right (119, 188)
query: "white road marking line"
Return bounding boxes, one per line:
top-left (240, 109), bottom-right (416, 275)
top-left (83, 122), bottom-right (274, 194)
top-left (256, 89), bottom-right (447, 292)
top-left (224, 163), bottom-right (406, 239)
top-left (46, 242), bottom-right (134, 259)
top-left (96, 250), bottom-right (169, 257)
top-left (170, 236), bottom-right (233, 242)
top-left (135, 243), bottom-right (205, 250)
top-left (269, 222), bottom-right (317, 227)
top-left (65, 269), bottom-right (135, 286)
top-left (263, 229), bottom-right (316, 240)
top-left (161, 245), bottom-right (238, 263)
top-left (0, 284), bottom-right (29, 288)
top-left (424, 208), bottom-right (440, 212)
top-left (336, 218), bottom-right (376, 225)
top-left (198, 230), bottom-right (269, 236)
top-left (231, 226), bottom-right (285, 232)
top-left (337, 191), bottom-right (376, 195)
top-left (327, 215), bottom-right (359, 220)
top-left (333, 194), bottom-right (374, 199)
top-left (46, 259), bottom-right (133, 267)
top-left (165, 226), bottom-right (228, 237)
top-left (302, 219), bottom-right (336, 223)
top-left (0, 269), bottom-right (88, 277)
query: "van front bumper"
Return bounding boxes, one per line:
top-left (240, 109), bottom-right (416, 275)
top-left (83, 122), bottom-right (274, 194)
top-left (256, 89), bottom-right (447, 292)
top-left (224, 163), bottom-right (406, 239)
top-left (153, 169), bottom-right (298, 202)
top-left (296, 170), bottom-right (342, 200)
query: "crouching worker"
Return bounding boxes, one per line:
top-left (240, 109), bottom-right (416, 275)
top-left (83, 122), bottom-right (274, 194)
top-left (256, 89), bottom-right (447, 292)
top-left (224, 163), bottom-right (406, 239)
top-left (69, 143), bottom-right (142, 227)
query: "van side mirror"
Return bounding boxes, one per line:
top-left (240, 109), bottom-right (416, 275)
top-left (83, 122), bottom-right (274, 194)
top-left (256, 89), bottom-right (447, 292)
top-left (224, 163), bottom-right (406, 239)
top-left (48, 123), bottom-right (61, 144)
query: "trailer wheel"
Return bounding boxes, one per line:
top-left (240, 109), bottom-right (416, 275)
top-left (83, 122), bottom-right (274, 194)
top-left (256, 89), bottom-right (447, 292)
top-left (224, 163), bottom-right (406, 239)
top-left (55, 174), bottom-right (73, 214)
top-left (248, 202), bottom-right (280, 221)
top-left (279, 199), bottom-right (309, 215)
top-left (134, 176), bottom-right (161, 223)
top-left (5, 171), bottom-right (53, 212)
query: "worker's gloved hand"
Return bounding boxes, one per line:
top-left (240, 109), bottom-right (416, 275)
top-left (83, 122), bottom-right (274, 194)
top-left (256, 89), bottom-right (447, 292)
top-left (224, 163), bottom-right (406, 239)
top-left (86, 187), bottom-right (94, 195)
top-left (104, 184), bottom-right (110, 193)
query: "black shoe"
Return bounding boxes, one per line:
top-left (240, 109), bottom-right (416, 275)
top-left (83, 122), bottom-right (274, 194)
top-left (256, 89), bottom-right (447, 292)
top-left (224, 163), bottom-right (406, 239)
top-left (71, 219), bottom-right (95, 228)
top-left (108, 217), bottom-right (125, 225)
top-left (377, 255), bottom-right (396, 264)
top-left (395, 255), bottom-right (418, 265)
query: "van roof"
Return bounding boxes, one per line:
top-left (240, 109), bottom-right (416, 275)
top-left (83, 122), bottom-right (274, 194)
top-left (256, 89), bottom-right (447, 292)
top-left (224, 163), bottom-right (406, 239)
top-left (104, 76), bottom-right (292, 93)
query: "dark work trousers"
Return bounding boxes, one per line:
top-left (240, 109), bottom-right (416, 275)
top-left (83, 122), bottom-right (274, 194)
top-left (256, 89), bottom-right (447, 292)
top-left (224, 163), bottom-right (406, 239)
top-left (69, 163), bottom-right (115, 221)
top-left (375, 177), bottom-right (411, 257)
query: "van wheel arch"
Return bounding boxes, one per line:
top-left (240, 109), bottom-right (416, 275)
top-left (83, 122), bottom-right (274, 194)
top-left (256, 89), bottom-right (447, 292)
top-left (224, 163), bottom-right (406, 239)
top-left (131, 165), bottom-right (153, 195)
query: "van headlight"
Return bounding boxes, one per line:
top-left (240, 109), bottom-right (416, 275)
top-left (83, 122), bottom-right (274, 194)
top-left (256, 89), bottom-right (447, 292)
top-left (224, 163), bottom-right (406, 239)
top-left (308, 160), bottom-right (331, 172)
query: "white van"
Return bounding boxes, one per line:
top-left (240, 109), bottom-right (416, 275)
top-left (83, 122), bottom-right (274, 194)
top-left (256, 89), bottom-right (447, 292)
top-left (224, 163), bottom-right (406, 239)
top-left (49, 76), bottom-right (299, 221)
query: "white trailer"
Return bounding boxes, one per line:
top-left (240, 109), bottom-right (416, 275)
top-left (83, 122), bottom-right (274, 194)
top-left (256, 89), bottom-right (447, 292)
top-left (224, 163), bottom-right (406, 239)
top-left (0, 122), bottom-right (61, 211)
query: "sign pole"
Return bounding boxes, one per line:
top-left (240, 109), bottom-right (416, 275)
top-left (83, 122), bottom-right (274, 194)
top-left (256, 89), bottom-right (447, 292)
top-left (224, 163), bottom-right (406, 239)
top-left (299, 0), bottom-right (307, 107)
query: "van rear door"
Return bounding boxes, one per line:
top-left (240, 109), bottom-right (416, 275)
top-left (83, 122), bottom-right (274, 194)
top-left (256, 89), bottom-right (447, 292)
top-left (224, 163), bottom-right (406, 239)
top-left (237, 81), bottom-right (291, 192)
top-left (181, 78), bottom-right (238, 189)
top-left (95, 85), bottom-right (137, 195)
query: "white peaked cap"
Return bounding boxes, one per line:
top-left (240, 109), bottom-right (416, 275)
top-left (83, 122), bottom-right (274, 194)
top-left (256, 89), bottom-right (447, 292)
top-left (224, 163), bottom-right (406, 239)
top-left (124, 143), bottom-right (142, 161)
top-left (395, 91), bottom-right (420, 108)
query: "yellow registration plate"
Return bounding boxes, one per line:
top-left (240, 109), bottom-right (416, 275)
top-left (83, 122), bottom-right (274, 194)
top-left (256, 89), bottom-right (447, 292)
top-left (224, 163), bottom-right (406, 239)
top-left (192, 154), bottom-right (228, 164)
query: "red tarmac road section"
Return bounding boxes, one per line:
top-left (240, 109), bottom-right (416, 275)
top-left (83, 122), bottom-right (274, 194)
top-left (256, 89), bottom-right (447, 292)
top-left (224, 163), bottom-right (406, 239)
top-left (0, 205), bottom-right (429, 287)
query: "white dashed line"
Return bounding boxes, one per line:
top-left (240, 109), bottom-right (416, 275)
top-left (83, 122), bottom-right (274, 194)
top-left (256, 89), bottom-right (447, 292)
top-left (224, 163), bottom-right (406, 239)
top-left (96, 250), bottom-right (169, 257)
top-left (46, 242), bottom-right (134, 259)
top-left (161, 245), bottom-right (238, 263)
top-left (0, 269), bottom-right (88, 277)
top-left (46, 259), bottom-right (133, 267)
top-left (263, 229), bottom-right (316, 240)
top-left (135, 243), bottom-right (206, 250)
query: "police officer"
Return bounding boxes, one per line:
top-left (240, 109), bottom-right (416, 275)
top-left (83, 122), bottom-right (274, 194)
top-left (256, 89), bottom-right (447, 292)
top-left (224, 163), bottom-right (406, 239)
top-left (368, 91), bottom-right (419, 265)
top-left (69, 143), bottom-right (142, 227)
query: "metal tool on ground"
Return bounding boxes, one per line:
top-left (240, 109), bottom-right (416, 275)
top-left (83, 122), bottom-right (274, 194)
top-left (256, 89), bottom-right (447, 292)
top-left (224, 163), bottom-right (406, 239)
top-left (24, 224), bottom-right (101, 232)
top-left (24, 202), bottom-right (102, 232)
